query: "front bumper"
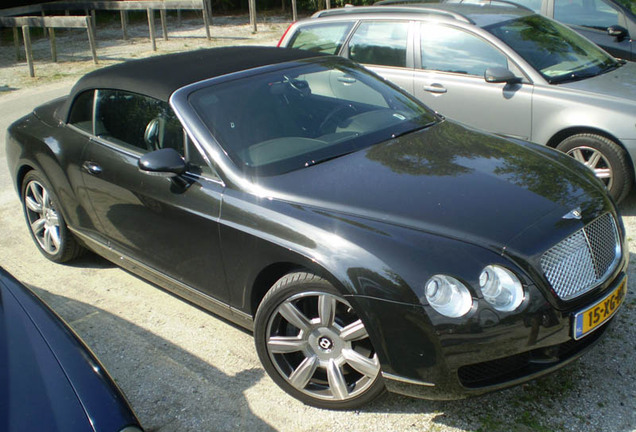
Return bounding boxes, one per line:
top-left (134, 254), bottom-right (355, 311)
top-left (348, 267), bottom-right (627, 400)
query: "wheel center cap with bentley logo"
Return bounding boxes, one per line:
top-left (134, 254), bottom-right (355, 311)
top-left (318, 336), bottom-right (334, 351)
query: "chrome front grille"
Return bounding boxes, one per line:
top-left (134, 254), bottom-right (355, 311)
top-left (541, 213), bottom-right (620, 300)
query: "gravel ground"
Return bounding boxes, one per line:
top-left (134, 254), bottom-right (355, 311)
top-left (0, 13), bottom-right (635, 432)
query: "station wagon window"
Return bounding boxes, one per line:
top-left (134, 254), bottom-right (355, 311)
top-left (348, 21), bottom-right (408, 67)
top-left (420, 25), bottom-right (508, 76)
top-left (554, 0), bottom-right (620, 29)
top-left (288, 22), bottom-right (353, 55)
top-left (505, 0), bottom-right (542, 13)
top-left (68, 90), bottom-right (95, 133)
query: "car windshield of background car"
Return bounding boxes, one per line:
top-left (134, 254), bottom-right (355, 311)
top-left (188, 60), bottom-right (437, 176)
top-left (486, 15), bottom-right (621, 83)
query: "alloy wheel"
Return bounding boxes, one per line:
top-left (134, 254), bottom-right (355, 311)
top-left (265, 291), bottom-right (380, 402)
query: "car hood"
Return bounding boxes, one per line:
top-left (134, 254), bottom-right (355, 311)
top-left (558, 62), bottom-right (636, 103)
top-left (256, 121), bottom-right (610, 257)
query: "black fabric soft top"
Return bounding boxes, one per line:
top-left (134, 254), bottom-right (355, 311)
top-left (59, 46), bottom-right (325, 120)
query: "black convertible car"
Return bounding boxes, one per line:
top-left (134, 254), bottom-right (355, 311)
top-left (6, 47), bottom-right (628, 409)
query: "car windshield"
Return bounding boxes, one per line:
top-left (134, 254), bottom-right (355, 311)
top-left (188, 58), bottom-right (437, 176)
top-left (485, 15), bottom-right (621, 83)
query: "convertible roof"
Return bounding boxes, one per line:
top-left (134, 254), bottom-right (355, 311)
top-left (62, 46), bottom-right (324, 114)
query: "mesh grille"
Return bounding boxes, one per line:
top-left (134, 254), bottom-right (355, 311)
top-left (541, 213), bottom-right (620, 300)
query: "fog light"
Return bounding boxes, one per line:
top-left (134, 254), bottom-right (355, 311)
top-left (479, 265), bottom-right (524, 312)
top-left (424, 275), bottom-right (472, 317)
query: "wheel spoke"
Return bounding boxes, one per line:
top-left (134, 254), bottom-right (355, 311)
top-left (571, 148), bottom-right (586, 164)
top-left (327, 359), bottom-right (349, 400)
top-left (318, 294), bottom-right (336, 327)
top-left (267, 336), bottom-right (307, 354)
top-left (289, 355), bottom-right (318, 390)
top-left (586, 151), bottom-right (602, 169)
top-left (43, 227), bottom-right (54, 252)
top-left (594, 167), bottom-right (612, 179)
top-left (31, 217), bottom-right (46, 235)
top-left (25, 196), bottom-right (42, 213)
top-left (29, 183), bottom-right (44, 206)
top-left (49, 227), bottom-right (61, 249)
top-left (340, 319), bottom-right (368, 341)
top-left (278, 302), bottom-right (311, 333)
top-left (41, 188), bottom-right (50, 212)
top-left (342, 349), bottom-right (380, 378)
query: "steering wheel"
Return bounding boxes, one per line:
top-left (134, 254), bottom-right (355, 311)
top-left (319, 104), bottom-right (358, 134)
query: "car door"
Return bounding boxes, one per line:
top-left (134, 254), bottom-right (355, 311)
top-left (80, 89), bottom-right (229, 302)
top-left (412, 23), bottom-right (533, 141)
top-left (344, 20), bottom-right (415, 95)
top-left (550, 0), bottom-right (633, 60)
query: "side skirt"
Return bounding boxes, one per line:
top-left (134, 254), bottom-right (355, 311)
top-left (69, 227), bottom-right (254, 331)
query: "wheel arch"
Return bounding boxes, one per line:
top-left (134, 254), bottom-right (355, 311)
top-left (546, 127), bottom-right (634, 172)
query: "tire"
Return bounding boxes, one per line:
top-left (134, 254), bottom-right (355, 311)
top-left (254, 272), bottom-right (385, 409)
top-left (556, 134), bottom-right (633, 203)
top-left (21, 170), bottom-right (84, 263)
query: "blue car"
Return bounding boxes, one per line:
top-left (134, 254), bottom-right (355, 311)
top-left (0, 266), bottom-right (142, 432)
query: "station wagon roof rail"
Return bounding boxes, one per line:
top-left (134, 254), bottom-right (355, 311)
top-left (374, 0), bottom-right (533, 12)
top-left (312, 5), bottom-right (473, 23)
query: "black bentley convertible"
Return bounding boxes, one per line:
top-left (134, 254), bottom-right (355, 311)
top-left (6, 47), bottom-right (628, 409)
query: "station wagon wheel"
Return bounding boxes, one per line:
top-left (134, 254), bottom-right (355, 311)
top-left (557, 133), bottom-right (632, 203)
top-left (254, 272), bottom-right (384, 409)
top-left (21, 171), bottom-right (84, 263)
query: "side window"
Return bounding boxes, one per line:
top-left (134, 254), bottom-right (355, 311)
top-left (288, 22), bottom-right (353, 55)
top-left (420, 25), bottom-right (508, 76)
top-left (95, 89), bottom-right (184, 154)
top-left (554, 0), bottom-right (620, 29)
top-left (68, 90), bottom-right (94, 133)
top-left (348, 21), bottom-right (409, 67)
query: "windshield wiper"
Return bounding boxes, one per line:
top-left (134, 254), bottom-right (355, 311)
top-left (391, 120), bottom-right (438, 139)
top-left (550, 61), bottom-right (623, 84)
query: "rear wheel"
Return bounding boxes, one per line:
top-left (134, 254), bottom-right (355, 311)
top-left (556, 134), bottom-right (632, 202)
top-left (254, 272), bottom-right (384, 409)
top-left (21, 171), bottom-right (84, 263)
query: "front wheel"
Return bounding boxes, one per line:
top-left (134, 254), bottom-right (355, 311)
top-left (254, 272), bottom-right (385, 409)
top-left (556, 134), bottom-right (632, 203)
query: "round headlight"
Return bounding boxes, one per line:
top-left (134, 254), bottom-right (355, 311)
top-left (424, 275), bottom-right (472, 318)
top-left (479, 265), bottom-right (524, 312)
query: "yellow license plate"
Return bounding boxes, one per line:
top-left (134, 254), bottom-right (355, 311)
top-left (573, 278), bottom-right (627, 340)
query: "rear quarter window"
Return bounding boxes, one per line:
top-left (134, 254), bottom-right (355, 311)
top-left (289, 22), bottom-right (354, 55)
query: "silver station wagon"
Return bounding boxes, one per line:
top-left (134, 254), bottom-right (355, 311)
top-left (279, 4), bottom-right (636, 202)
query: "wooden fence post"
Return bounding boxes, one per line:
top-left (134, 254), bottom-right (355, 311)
top-left (249, 0), bottom-right (257, 33)
top-left (120, 10), bottom-right (128, 40)
top-left (13, 27), bottom-right (21, 61)
top-left (22, 25), bottom-right (35, 77)
top-left (202, 0), bottom-right (211, 40)
top-left (147, 8), bottom-right (157, 51)
top-left (160, 9), bottom-right (168, 40)
top-left (49, 27), bottom-right (57, 62)
top-left (85, 16), bottom-right (98, 64)
top-left (291, 0), bottom-right (297, 22)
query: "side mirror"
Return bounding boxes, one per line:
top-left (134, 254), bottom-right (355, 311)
top-left (138, 148), bottom-right (186, 178)
top-left (484, 67), bottom-right (522, 85)
top-left (607, 25), bottom-right (628, 42)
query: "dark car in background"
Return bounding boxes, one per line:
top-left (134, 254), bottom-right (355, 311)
top-left (437, 0), bottom-right (636, 60)
top-left (5, 47), bottom-right (628, 408)
top-left (0, 267), bottom-right (142, 432)
top-left (279, 4), bottom-right (636, 202)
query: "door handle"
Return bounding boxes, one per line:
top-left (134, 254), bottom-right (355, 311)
top-left (423, 84), bottom-right (447, 94)
top-left (82, 161), bottom-right (102, 175)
